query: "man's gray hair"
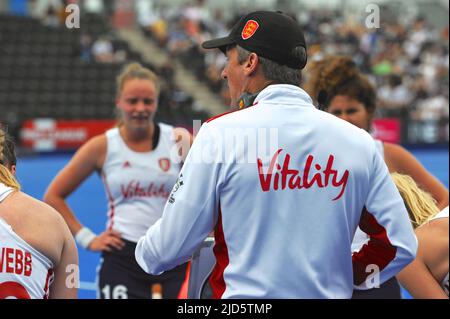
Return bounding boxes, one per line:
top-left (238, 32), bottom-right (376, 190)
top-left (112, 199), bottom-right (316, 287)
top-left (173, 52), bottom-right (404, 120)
top-left (236, 45), bottom-right (305, 86)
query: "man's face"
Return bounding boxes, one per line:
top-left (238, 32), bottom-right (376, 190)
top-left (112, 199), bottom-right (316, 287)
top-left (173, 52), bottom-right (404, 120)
top-left (221, 46), bottom-right (248, 109)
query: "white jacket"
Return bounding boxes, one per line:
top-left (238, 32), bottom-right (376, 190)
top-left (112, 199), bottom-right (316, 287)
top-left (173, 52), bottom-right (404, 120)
top-left (135, 84), bottom-right (417, 298)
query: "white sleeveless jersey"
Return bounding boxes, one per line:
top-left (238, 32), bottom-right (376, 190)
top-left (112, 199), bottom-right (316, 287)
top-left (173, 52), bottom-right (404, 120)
top-left (0, 185), bottom-right (54, 299)
top-left (101, 124), bottom-right (181, 243)
top-left (430, 206), bottom-right (449, 296)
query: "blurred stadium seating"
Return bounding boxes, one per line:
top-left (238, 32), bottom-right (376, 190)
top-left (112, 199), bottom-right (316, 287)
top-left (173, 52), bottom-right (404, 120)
top-left (0, 9), bottom-right (210, 142)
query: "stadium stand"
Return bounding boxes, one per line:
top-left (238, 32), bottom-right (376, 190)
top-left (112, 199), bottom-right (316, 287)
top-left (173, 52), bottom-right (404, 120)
top-left (0, 12), bottom-right (210, 140)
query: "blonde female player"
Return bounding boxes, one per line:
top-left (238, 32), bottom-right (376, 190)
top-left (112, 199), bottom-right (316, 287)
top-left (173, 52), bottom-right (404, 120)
top-left (44, 63), bottom-right (192, 299)
top-left (392, 173), bottom-right (448, 299)
top-left (0, 128), bottom-right (78, 299)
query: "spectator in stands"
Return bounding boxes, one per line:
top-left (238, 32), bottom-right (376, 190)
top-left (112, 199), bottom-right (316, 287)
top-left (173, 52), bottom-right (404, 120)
top-left (83, 0), bottom-right (104, 14)
top-left (79, 33), bottom-right (93, 63)
top-left (42, 5), bottom-right (60, 27)
top-left (403, 17), bottom-right (431, 62)
top-left (31, 0), bottom-right (63, 21)
top-left (92, 36), bottom-right (115, 63)
top-left (44, 63), bottom-right (192, 299)
top-left (378, 74), bottom-right (413, 112)
top-left (391, 173), bottom-right (449, 299)
top-left (413, 83), bottom-right (449, 122)
top-left (166, 18), bottom-right (193, 56)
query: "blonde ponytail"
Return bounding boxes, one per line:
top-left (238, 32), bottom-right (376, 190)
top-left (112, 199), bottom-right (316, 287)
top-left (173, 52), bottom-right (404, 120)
top-left (391, 173), bottom-right (439, 228)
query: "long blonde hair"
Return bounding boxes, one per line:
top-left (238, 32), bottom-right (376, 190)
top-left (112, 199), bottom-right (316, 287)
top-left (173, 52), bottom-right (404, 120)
top-left (391, 173), bottom-right (439, 228)
top-left (0, 128), bottom-right (20, 191)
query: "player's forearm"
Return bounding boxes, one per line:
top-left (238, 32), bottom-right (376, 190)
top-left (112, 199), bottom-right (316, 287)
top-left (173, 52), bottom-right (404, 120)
top-left (397, 270), bottom-right (448, 299)
top-left (135, 221), bottom-right (166, 275)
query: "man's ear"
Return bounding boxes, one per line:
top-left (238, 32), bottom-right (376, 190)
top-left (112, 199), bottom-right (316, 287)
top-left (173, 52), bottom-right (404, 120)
top-left (243, 53), bottom-right (259, 76)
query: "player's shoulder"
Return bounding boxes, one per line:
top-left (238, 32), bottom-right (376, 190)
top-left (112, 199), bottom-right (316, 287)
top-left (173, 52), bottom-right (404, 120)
top-left (158, 122), bottom-right (175, 131)
top-left (78, 130), bottom-right (106, 147)
top-left (415, 216), bottom-right (448, 251)
top-left (383, 142), bottom-right (410, 157)
top-left (5, 192), bottom-right (68, 236)
top-left (78, 133), bottom-right (107, 156)
top-left (418, 207), bottom-right (449, 234)
top-left (23, 192), bottom-right (63, 219)
top-left (383, 142), bottom-right (418, 168)
top-left (158, 122), bottom-right (188, 140)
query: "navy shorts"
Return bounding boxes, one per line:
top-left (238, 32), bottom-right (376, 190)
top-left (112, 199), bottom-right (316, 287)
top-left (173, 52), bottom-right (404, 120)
top-left (352, 277), bottom-right (402, 299)
top-left (97, 238), bottom-right (187, 299)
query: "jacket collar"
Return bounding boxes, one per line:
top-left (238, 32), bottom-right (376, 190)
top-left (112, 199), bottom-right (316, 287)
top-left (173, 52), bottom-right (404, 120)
top-left (253, 84), bottom-right (314, 107)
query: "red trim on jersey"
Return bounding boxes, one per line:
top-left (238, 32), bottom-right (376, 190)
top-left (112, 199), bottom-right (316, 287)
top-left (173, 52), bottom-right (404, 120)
top-left (206, 102), bottom-right (258, 124)
top-left (352, 207), bottom-right (397, 285)
top-left (209, 206), bottom-right (229, 299)
top-left (206, 110), bottom-right (241, 124)
top-left (101, 172), bottom-right (116, 230)
top-left (43, 269), bottom-right (54, 299)
top-left (0, 282), bottom-right (31, 299)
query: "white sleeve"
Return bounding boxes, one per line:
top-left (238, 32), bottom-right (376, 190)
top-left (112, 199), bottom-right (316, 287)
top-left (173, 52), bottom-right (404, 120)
top-left (352, 147), bottom-right (418, 289)
top-left (135, 123), bottom-right (221, 275)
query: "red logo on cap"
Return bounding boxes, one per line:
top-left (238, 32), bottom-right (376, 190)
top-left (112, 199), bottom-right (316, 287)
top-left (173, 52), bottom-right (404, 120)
top-left (242, 20), bottom-right (259, 40)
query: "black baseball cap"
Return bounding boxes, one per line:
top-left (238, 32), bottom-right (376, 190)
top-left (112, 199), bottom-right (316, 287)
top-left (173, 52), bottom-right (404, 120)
top-left (202, 11), bottom-right (307, 69)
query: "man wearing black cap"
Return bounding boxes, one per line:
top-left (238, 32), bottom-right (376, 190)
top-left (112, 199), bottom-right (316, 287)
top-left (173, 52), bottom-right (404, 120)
top-left (135, 11), bottom-right (417, 298)
top-left (202, 10), bottom-right (307, 109)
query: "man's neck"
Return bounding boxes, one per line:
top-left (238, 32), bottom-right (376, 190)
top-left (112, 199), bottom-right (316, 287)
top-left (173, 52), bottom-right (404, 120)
top-left (246, 78), bottom-right (274, 95)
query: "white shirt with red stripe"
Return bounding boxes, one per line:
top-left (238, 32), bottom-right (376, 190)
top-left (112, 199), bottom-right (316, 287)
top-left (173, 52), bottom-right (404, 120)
top-left (135, 84), bottom-right (417, 298)
top-left (0, 184), bottom-right (54, 299)
top-left (101, 124), bottom-right (181, 243)
top-left (351, 138), bottom-right (384, 256)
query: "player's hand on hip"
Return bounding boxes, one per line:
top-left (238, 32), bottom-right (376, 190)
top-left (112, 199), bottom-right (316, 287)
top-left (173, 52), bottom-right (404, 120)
top-left (88, 229), bottom-right (125, 252)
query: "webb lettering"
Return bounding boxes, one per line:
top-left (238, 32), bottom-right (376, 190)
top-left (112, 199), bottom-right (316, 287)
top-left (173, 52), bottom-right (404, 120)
top-left (257, 149), bottom-right (349, 200)
top-left (0, 247), bottom-right (32, 276)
